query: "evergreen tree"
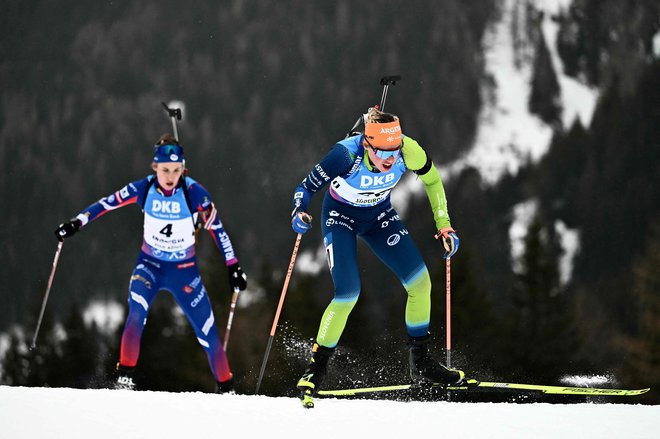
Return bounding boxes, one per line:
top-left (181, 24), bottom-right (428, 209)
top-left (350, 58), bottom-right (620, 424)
top-left (25, 310), bottom-right (62, 388)
top-left (56, 302), bottom-right (101, 388)
top-left (2, 306), bottom-right (107, 389)
top-left (535, 119), bottom-right (589, 225)
top-left (528, 9), bottom-right (561, 126)
top-left (505, 216), bottom-right (582, 382)
top-left (556, 0), bottom-right (659, 92)
top-left (0, 330), bottom-right (31, 386)
top-left (620, 218), bottom-right (660, 400)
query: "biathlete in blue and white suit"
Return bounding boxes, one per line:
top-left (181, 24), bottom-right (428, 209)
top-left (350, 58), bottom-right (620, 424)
top-left (55, 134), bottom-right (247, 393)
top-left (292, 107), bottom-right (466, 397)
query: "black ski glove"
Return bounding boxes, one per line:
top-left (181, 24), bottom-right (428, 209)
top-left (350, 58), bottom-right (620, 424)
top-left (227, 263), bottom-right (247, 291)
top-left (54, 219), bottom-right (81, 242)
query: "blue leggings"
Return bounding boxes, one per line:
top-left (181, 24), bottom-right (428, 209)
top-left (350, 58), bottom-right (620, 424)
top-left (316, 195), bottom-right (432, 348)
top-left (119, 252), bottom-right (231, 382)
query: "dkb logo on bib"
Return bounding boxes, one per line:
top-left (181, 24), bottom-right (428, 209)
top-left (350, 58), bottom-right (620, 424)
top-left (152, 200), bottom-right (181, 213)
top-left (360, 174), bottom-right (395, 187)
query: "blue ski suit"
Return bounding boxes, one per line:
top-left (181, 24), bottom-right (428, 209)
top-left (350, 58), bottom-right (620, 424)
top-left (74, 175), bottom-right (238, 382)
top-left (292, 134), bottom-right (453, 348)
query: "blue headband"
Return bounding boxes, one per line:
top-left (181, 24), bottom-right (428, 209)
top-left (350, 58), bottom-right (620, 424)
top-left (153, 144), bottom-right (184, 163)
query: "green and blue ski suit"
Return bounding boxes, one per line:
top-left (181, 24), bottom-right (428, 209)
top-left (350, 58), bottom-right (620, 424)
top-left (292, 134), bottom-right (453, 348)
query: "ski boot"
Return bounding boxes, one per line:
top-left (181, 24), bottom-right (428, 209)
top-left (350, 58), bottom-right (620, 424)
top-left (297, 343), bottom-right (335, 409)
top-left (115, 364), bottom-right (136, 390)
top-left (216, 377), bottom-right (235, 394)
top-left (408, 335), bottom-right (466, 386)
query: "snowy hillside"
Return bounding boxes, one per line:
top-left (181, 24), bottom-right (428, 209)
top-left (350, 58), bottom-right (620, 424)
top-left (446, 0), bottom-right (597, 184)
top-left (1, 386), bottom-right (658, 439)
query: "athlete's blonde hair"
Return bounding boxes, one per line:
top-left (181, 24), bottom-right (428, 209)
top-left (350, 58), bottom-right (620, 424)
top-left (365, 107), bottom-right (399, 124)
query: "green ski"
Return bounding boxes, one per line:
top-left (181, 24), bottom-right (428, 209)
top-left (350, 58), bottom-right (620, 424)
top-left (318, 381), bottom-right (650, 397)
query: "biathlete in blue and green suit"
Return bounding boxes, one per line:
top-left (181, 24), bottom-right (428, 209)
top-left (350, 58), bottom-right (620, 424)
top-left (291, 107), bottom-right (466, 396)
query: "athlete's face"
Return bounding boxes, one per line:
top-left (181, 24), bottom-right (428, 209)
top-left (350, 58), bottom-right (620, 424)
top-left (365, 141), bottom-right (401, 172)
top-left (152, 162), bottom-right (184, 190)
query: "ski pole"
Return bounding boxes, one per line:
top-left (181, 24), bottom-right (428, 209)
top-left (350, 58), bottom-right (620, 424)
top-left (446, 257), bottom-right (451, 368)
top-left (255, 232), bottom-right (304, 394)
top-left (161, 101), bottom-right (182, 141)
top-left (223, 287), bottom-right (240, 351)
top-left (31, 241), bottom-right (64, 348)
top-left (378, 75), bottom-right (401, 111)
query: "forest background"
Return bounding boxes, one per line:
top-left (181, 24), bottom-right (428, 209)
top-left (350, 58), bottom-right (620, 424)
top-left (1, 0), bottom-right (658, 403)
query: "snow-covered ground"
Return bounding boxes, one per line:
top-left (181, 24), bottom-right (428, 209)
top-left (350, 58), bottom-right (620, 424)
top-left (0, 386), bottom-right (657, 439)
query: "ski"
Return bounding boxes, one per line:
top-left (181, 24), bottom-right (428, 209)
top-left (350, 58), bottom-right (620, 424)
top-left (318, 380), bottom-right (650, 398)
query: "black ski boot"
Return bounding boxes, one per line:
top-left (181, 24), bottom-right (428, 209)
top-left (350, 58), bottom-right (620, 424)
top-left (408, 335), bottom-right (465, 385)
top-left (297, 343), bottom-right (335, 408)
top-left (216, 377), bottom-right (235, 394)
top-left (115, 364), bottom-right (136, 390)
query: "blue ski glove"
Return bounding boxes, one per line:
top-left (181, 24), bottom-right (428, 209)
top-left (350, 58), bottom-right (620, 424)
top-left (435, 227), bottom-right (459, 259)
top-left (291, 212), bottom-right (313, 234)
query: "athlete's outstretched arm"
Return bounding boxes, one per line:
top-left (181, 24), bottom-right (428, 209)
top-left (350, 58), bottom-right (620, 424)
top-left (55, 177), bottom-right (152, 242)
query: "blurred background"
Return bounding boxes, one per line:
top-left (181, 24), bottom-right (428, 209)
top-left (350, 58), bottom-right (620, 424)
top-left (1, 0), bottom-right (658, 403)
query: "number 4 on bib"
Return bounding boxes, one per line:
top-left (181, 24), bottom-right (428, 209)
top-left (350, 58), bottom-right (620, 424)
top-left (159, 224), bottom-right (173, 237)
